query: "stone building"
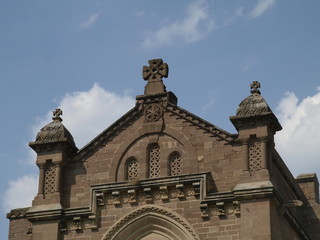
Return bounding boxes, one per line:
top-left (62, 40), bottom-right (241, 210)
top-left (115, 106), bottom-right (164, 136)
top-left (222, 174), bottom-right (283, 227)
top-left (7, 59), bottom-right (320, 239)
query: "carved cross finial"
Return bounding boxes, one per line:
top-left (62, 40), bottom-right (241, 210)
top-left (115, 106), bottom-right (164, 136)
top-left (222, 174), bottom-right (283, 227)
top-left (52, 108), bottom-right (63, 122)
top-left (250, 81), bottom-right (261, 95)
top-left (143, 59), bottom-right (168, 82)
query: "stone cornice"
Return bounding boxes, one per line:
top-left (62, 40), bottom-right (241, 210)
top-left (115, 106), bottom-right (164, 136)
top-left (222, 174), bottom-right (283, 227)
top-left (7, 207), bottom-right (30, 219)
top-left (26, 203), bottom-right (63, 222)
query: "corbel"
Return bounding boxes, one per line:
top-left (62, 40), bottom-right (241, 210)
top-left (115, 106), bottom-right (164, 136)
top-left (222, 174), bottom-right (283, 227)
top-left (159, 186), bottom-right (169, 200)
top-left (128, 189), bottom-right (136, 203)
top-left (96, 192), bottom-right (105, 207)
top-left (72, 217), bottom-right (82, 231)
top-left (200, 203), bottom-right (209, 218)
top-left (85, 215), bottom-right (98, 229)
top-left (111, 191), bottom-right (121, 205)
top-left (143, 188), bottom-right (153, 202)
top-left (232, 201), bottom-right (240, 216)
top-left (216, 202), bottom-right (225, 217)
top-left (176, 184), bottom-right (185, 199)
top-left (192, 182), bottom-right (201, 197)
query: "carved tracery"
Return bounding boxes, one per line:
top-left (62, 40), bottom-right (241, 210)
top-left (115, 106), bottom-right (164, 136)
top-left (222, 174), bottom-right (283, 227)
top-left (248, 141), bottom-right (262, 172)
top-left (126, 157), bottom-right (139, 181)
top-left (149, 144), bottom-right (160, 178)
top-left (169, 152), bottom-right (182, 176)
top-left (44, 162), bottom-right (56, 194)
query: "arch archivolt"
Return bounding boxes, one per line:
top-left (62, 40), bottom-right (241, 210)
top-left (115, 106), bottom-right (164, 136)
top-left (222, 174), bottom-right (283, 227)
top-left (110, 126), bottom-right (198, 182)
top-left (102, 205), bottom-right (200, 240)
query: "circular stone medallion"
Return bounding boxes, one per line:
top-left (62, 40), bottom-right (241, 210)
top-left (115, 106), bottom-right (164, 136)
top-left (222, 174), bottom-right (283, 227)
top-left (144, 104), bottom-right (163, 122)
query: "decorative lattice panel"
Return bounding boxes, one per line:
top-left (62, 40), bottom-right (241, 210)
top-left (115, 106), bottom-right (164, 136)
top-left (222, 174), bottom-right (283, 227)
top-left (44, 162), bottom-right (56, 194)
top-left (149, 144), bottom-right (160, 178)
top-left (169, 153), bottom-right (182, 176)
top-left (127, 158), bottom-right (139, 180)
top-left (248, 142), bottom-right (262, 172)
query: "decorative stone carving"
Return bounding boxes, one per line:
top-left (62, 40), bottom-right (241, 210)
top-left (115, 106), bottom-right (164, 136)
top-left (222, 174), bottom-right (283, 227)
top-left (232, 201), bottom-right (240, 216)
top-left (250, 81), bottom-right (261, 95)
top-left (85, 215), bottom-right (98, 229)
top-left (159, 186), bottom-right (169, 200)
top-left (102, 206), bottom-right (200, 240)
top-left (127, 158), bottom-right (139, 180)
top-left (71, 217), bottom-right (82, 231)
top-left (31, 108), bottom-right (77, 147)
top-left (52, 108), bottom-right (63, 122)
top-left (216, 202), bottom-right (225, 216)
top-left (200, 203), bottom-right (209, 218)
top-left (143, 188), bottom-right (153, 202)
top-left (235, 81), bottom-right (272, 117)
top-left (127, 189), bottom-right (136, 203)
top-left (169, 152), bottom-right (182, 176)
top-left (96, 193), bottom-right (105, 207)
top-left (142, 59), bottom-right (169, 95)
top-left (149, 144), bottom-right (160, 178)
top-left (176, 184), bottom-right (185, 199)
top-left (249, 142), bottom-right (262, 172)
top-left (44, 162), bottom-right (56, 195)
top-left (111, 191), bottom-right (121, 205)
top-left (143, 59), bottom-right (168, 82)
top-left (144, 103), bottom-right (163, 122)
top-left (192, 182), bottom-right (201, 197)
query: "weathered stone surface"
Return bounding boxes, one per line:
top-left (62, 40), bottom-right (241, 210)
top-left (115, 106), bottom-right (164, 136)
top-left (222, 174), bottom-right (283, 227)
top-left (7, 61), bottom-right (320, 240)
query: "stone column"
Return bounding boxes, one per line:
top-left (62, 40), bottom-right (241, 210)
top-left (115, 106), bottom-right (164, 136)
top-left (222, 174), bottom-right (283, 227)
top-left (38, 165), bottom-right (45, 195)
top-left (243, 141), bottom-right (249, 171)
top-left (260, 139), bottom-right (268, 169)
top-left (55, 164), bottom-right (61, 193)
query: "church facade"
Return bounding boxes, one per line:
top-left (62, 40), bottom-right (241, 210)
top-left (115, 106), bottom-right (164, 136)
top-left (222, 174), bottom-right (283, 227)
top-left (7, 59), bottom-right (320, 239)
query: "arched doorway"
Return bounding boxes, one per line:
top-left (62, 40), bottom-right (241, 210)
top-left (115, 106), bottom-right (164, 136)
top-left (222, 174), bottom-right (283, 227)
top-left (102, 206), bottom-right (200, 240)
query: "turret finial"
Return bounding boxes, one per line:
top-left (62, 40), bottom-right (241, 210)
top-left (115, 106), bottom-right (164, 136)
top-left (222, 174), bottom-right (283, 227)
top-left (52, 108), bottom-right (63, 122)
top-left (250, 81), bottom-right (261, 95)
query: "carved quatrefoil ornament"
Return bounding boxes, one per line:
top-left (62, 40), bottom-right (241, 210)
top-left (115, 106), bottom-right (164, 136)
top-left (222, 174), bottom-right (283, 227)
top-left (144, 104), bottom-right (163, 122)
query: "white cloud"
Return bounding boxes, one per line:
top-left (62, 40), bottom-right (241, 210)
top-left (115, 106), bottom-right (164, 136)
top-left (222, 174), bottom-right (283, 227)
top-left (142, 0), bottom-right (214, 49)
top-left (223, 7), bottom-right (244, 26)
top-left (79, 11), bottom-right (102, 29)
top-left (275, 90), bottom-right (320, 179)
top-left (2, 174), bottom-right (38, 212)
top-left (249, 0), bottom-right (276, 19)
top-left (4, 84), bottom-right (135, 211)
top-left (32, 83), bottom-right (135, 149)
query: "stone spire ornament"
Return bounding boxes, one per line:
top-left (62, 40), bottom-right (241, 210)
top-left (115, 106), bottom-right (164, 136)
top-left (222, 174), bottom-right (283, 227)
top-left (250, 81), bottom-right (261, 95)
top-left (52, 108), bottom-right (63, 122)
top-left (142, 59), bottom-right (168, 95)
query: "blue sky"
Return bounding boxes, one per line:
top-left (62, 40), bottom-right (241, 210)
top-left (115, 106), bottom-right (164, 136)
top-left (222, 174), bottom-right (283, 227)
top-left (1, 0), bottom-right (320, 238)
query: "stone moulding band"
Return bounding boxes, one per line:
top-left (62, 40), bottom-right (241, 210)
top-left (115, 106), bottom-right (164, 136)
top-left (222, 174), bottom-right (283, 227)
top-left (102, 205), bottom-right (200, 240)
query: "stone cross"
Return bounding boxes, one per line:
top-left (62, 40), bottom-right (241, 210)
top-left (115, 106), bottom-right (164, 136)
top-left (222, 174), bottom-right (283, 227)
top-left (142, 59), bottom-right (169, 95)
top-left (143, 59), bottom-right (168, 83)
top-left (250, 81), bottom-right (261, 95)
top-left (52, 108), bottom-right (63, 122)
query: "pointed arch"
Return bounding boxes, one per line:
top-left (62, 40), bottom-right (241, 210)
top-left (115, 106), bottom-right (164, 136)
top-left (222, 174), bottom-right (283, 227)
top-left (102, 205), bottom-right (200, 240)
